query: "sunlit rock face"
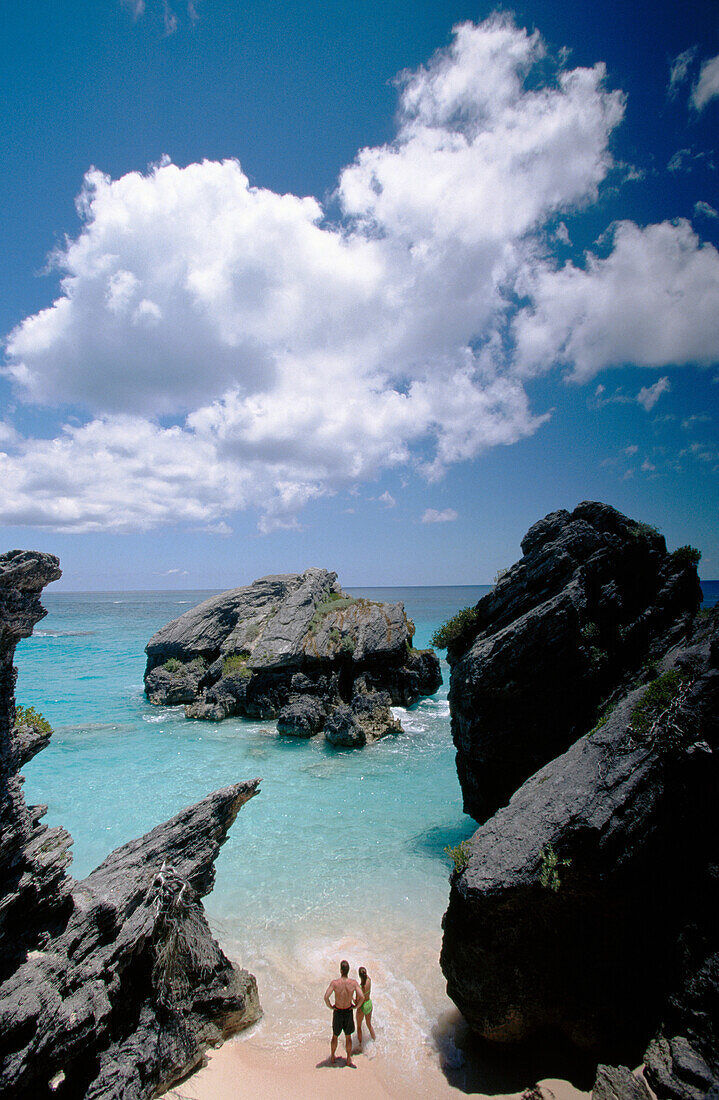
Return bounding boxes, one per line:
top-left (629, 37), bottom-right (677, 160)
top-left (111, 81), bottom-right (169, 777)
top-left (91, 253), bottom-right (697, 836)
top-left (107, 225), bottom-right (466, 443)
top-left (0, 550), bottom-right (261, 1100)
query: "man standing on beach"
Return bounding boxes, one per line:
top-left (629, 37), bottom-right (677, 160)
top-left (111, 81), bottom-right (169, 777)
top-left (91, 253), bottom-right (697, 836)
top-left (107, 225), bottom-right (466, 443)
top-left (324, 959), bottom-right (364, 1066)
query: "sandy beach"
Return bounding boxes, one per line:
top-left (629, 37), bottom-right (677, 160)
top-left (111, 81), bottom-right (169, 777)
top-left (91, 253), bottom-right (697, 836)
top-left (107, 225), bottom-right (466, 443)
top-left (166, 1027), bottom-right (593, 1100)
top-left (164, 919), bottom-right (599, 1100)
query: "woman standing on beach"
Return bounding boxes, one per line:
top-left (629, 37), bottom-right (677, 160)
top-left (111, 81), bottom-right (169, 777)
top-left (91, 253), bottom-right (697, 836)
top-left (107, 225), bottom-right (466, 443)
top-left (356, 966), bottom-right (376, 1047)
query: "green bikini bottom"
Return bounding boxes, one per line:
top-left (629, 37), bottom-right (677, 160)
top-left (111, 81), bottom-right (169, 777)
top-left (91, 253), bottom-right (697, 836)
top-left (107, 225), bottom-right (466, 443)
top-left (361, 998), bottom-right (372, 1015)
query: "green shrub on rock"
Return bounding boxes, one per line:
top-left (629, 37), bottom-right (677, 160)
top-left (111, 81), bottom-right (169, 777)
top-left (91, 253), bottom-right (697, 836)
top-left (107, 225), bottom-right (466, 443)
top-left (445, 840), bottom-right (472, 873)
top-left (539, 844), bottom-right (571, 892)
top-left (431, 606), bottom-right (478, 649)
top-left (308, 594), bottom-right (362, 634)
top-left (628, 521), bottom-right (660, 539)
top-left (14, 705), bottom-right (53, 736)
top-left (669, 545), bottom-right (701, 569)
top-left (222, 653), bottom-right (252, 678)
top-left (630, 668), bottom-right (687, 739)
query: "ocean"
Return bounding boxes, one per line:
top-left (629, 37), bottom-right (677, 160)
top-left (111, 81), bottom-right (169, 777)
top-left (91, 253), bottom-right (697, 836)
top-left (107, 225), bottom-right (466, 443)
top-left (15, 581), bottom-right (719, 1078)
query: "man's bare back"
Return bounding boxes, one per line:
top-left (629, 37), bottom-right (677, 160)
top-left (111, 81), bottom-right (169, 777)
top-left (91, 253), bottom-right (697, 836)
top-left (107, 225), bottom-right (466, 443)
top-left (324, 962), bottom-right (364, 1066)
top-left (325, 976), bottom-right (363, 1010)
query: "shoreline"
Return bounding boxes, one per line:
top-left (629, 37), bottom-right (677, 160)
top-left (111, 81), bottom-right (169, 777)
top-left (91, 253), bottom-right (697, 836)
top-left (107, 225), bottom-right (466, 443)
top-left (164, 1003), bottom-right (598, 1100)
top-left (166, 1029), bottom-right (593, 1100)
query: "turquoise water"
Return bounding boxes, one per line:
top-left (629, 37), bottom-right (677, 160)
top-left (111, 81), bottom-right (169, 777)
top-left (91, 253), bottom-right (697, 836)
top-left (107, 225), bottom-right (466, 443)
top-left (15, 580), bottom-right (718, 1071)
top-left (15, 586), bottom-right (486, 1067)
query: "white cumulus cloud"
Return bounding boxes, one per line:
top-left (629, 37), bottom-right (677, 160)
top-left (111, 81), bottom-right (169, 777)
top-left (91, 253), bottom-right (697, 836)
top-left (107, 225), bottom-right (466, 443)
top-left (421, 508), bottom-right (458, 523)
top-left (693, 54), bottom-right (719, 111)
top-left (668, 47), bottom-right (698, 97)
top-left (2, 15), bottom-right (718, 534)
top-left (637, 376), bottom-right (671, 411)
top-left (514, 220), bottom-right (719, 380)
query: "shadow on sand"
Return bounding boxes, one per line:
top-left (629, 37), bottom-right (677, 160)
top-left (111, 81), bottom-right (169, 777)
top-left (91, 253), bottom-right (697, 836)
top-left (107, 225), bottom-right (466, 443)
top-left (315, 1056), bottom-right (357, 1069)
top-left (433, 1009), bottom-right (602, 1095)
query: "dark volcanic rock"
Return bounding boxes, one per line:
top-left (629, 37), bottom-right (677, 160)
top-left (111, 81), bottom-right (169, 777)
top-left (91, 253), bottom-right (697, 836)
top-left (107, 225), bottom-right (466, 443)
top-left (277, 695), bottom-right (326, 737)
top-left (144, 567), bottom-right (441, 746)
top-left (0, 550), bottom-right (69, 976)
top-left (440, 589), bottom-right (718, 1094)
top-left (324, 689), bottom-right (401, 747)
top-left (323, 703), bottom-right (366, 747)
top-left (445, 502), bottom-right (701, 821)
top-left (0, 550), bottom-right (262, 1099)
top-left (145, 656), bottom-right (207, 705)
top-left (591, 1065), bottom-right (653, 1099)
top-left (644, 1035), bottom-right (717, 1100)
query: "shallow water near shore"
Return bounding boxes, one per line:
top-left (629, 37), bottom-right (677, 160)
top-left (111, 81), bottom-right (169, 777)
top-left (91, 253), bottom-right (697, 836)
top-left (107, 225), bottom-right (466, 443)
top-left (17, 586), bottom-right (485, 1084)
top-left (16, 581), bottom-right (719, 1089)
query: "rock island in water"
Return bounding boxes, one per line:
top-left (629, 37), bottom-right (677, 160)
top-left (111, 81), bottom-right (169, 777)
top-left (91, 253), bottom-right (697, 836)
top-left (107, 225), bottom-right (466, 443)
top-left (144, 567), bottom-right (441, 747)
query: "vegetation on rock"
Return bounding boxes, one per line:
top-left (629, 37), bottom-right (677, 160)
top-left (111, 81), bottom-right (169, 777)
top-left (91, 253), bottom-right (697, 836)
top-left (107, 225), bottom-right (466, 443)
top-left (629, 668), bottom-right (690, 752)
top-left (222, 653), bottom-right (251, 677)
top-left (539, 844), bottom-right (571, 892)
top-left (431, 606), bottom-right (478, 649)
top-left (670, 544), bottom-right (701, 569)
top-left (14, 704), bottom-right (53, 736)
top-left (628, 521), bottom-right (660, 539)
top-left (308, 593), bottom-right (362, 633)
top-left (445, 840), bottom-right (471, 873)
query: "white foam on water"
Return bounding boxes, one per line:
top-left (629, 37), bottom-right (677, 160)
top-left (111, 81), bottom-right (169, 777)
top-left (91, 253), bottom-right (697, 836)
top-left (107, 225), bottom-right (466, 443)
top-left (221, 907), bottom-right (455, 1090)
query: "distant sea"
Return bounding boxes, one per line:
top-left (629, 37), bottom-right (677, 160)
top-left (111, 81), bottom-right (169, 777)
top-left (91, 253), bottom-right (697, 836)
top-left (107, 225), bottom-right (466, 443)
top-left (15, 581), bottom-right (718, 1079)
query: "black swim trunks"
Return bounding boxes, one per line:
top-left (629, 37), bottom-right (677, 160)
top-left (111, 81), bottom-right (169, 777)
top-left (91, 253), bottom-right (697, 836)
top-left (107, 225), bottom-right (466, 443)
top-left (332, 1007), bottom-right (355, 1036)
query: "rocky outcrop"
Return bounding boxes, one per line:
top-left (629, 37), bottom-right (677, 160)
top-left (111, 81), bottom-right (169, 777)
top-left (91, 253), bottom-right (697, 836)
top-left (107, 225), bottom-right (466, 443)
top-left (144, 568), bottom-right (441, 745)
top-left (0, 551), bottom-right (70, 975)
top-left (591, 1065), bottom-right (653, 1100)
top-left (0, 550), bottom-right (262, 1099)
top-left (324, 689), bottom-right (402, 747)
top-left (438, 505), bottom-right (717, 1098)
top-left (444, 502), bottom-right (701, 822)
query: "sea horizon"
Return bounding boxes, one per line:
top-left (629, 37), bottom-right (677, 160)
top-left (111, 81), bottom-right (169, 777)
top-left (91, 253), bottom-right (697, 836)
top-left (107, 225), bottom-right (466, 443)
top-left (32, 578), bottom-right (719, 593)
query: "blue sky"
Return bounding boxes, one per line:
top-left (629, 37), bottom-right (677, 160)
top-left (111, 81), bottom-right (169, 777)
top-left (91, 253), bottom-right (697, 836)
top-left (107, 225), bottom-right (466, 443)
top-left (1, 0), bottom-right (718, 588)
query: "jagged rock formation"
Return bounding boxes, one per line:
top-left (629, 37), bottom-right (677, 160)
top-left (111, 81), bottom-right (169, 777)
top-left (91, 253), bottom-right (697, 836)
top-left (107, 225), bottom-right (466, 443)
top-left (445, 501), bottom-right (701, 822)
top-left (0, 550), bottom-right (262, 1099)
top-left (591, 1065), bottom-right (653, 1100)
top-left (144, 568), bottom-right (441, 745)
top-left (438, 504), bottom-right (718, 1099)
top-left (324, 688), bottom-right (402, 747)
